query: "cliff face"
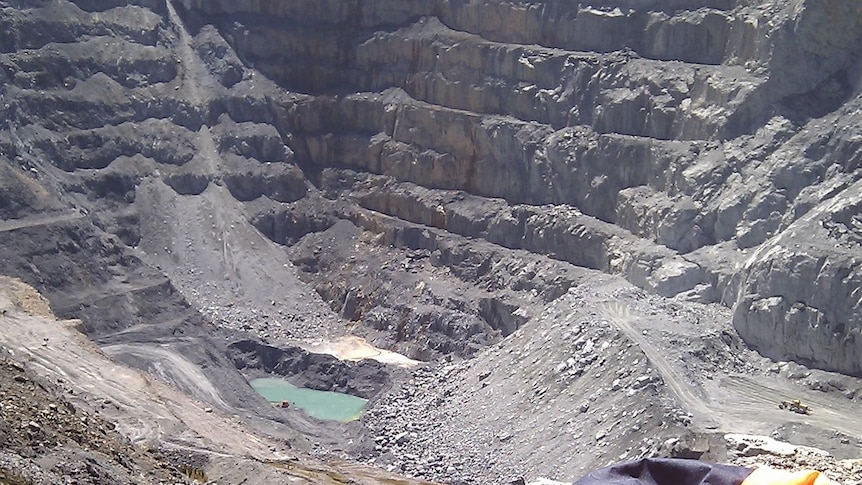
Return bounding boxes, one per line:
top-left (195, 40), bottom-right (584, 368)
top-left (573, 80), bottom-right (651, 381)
top-left (0, 1), bottom-right (859, 374)
top-left (172, 0), bottom-right (862, 375)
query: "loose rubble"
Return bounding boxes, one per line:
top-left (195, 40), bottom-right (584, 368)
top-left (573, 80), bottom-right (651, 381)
top-left (0, 353), bottom-right (190, 484)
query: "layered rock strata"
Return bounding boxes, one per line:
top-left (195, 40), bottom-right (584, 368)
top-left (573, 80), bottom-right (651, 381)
top-left (0, 0), bottom-right (859, 378)
top-left (177, 0), bottom-right (862, 374)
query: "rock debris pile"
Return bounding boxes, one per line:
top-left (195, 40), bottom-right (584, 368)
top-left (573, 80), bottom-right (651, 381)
top-left (0, 355), bottom-right (189, 485)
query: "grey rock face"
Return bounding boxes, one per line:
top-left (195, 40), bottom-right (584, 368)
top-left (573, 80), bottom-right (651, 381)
top-left (731, 178), bottom-right (862, 375)
top-left (176, 0), bottom-right (862, 375)
top-left (0, 0), bottom-right (860, 380)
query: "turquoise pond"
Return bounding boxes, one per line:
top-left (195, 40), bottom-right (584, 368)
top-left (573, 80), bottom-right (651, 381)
top-left (249, 377), bottom-right (368, 422)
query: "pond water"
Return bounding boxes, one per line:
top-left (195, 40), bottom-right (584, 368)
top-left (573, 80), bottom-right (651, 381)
top-left (249, 377), bottom-right (368, 422)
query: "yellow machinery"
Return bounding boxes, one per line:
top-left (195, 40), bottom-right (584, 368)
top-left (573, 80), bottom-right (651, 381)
top-left (778, 399), bottom-right (811, 415)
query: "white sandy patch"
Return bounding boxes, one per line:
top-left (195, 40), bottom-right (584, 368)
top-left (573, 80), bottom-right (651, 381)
top-left (297, 336), bottom-right (422, 367)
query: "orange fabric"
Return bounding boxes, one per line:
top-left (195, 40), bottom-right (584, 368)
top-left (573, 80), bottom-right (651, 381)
top-left (741, 467), bottom-right (839, 485)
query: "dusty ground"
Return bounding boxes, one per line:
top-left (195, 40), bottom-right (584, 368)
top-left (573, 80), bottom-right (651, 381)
top-left (356, 277), bottom-right (862, 483)
top-left (0, 273), bottom-right (859, 484)
top-left (0, 276), bottom-right (438, 485)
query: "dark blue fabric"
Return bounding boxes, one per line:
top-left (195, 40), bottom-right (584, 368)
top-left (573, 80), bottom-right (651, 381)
top-left (572, 458), bottom-right (754, 485)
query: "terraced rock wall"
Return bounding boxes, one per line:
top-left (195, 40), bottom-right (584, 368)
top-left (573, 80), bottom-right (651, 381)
top-left (179, 0), bottom-right (862, 374)
top-left (0, 0), bottom-right (860, 375)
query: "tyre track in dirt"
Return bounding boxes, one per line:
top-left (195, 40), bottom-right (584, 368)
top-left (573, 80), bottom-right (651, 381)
top-left (598, 301), bottom-right (862, 440)
top-left (101, 343), bottom-right (230, 409)
top-left (599, 301), bottom-right (716, 423)
top-left (720, 376), bottom-right (861, 438)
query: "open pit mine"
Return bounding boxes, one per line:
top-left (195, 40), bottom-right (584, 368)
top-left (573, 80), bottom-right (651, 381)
top-left (0, 0), bottom-right (860, 484)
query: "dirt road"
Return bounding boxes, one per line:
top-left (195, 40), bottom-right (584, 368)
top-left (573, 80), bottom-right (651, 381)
top-left (600, 301), bottom-right (715, 421)
top-left (0, 210), bottom-right (84, 233)
top-left (599, 301), bottom-right (862, 441)
top-left (101, 343), bottom-right (231, 409)
top-left (719, 375), bottom-right (861, 438)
